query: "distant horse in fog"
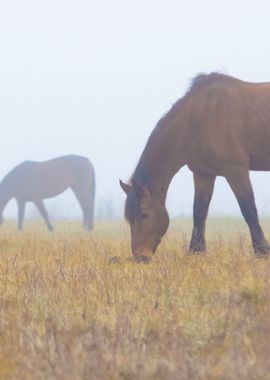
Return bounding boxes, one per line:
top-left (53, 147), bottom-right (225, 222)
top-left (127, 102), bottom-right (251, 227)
top-left (0, 155), bottom-right (95, 231)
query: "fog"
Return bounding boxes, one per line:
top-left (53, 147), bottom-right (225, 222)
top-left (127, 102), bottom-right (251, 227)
top-left (1, 0), bottom-right (270, 221)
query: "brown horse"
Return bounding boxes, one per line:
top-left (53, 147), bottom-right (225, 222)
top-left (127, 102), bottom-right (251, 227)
top-left (0, 155), bottom-right (95, 231)
top-left (120, 72), bottom-right (270, 259)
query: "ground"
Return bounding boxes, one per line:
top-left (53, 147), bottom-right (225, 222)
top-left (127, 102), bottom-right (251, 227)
top-left (0, 219), bottom-right (270, 380)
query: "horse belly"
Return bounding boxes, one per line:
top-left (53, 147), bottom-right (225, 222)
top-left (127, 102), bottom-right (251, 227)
top-left (249, 155), bottom-right (270, 171)
top-left (19, 175), bottom-right (71, 201)
top-left (39, 184), bottom-right (69, 199)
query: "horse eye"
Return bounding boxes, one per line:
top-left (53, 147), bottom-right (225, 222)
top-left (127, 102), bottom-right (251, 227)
top-left (142, 212), bottom-right (148, 219)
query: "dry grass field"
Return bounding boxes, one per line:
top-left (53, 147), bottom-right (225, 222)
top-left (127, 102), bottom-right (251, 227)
top-left (0, 218), bottom-right (270, 380)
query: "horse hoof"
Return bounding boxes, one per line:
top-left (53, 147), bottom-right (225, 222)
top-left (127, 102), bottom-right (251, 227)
top-left (254, 246), bottom-right (270, 258)
top-left (255, 253), bottom-right (269, 259)
top-left (127, 255), bottom-right (151, 264)
top-left (187, 250), bottom-right (206, 256)
top-left (255, 251), bottom-right (269, 259)
top-left (84, 225), bottom-right (93, 231)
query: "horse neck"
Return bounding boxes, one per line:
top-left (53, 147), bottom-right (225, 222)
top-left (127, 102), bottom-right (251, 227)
top-left (134, 116), bottom-right (187, 203)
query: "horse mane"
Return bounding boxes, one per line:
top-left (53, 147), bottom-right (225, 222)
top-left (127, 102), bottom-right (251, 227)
top-left (187, 71), bottom-right (232, 94)
top-left (188, 72), bottom-right (209, 91)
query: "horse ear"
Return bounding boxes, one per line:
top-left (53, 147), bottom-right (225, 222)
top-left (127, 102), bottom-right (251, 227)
top-left (119, 180), bottom-right (132, 194)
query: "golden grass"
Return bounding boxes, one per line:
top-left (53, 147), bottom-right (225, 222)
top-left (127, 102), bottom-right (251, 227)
top-left (0, 219), bottom-right (270, 380)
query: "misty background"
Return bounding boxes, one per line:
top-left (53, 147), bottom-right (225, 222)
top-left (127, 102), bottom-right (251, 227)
top-left (0, 0), bottom-right (270, 222)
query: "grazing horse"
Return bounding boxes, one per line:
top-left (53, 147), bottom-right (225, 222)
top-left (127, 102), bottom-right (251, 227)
top-left (120, 73), bottom-right (270, 259)
top-left (0, 155), bottom-right (95, 231)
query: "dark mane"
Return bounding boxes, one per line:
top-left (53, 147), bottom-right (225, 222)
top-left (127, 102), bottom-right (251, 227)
top-left (187, 71), bottom-right (228, 94)
top-left (132, 162), bottom-right (149, 185)
top-left (188, 72), bottom-right (209, 91)
top-left (125, 163), bottom-right (149, 222)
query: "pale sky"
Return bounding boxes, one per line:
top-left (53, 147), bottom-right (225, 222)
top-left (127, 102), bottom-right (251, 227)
top-left (0, 0), bottom-right (270, 220)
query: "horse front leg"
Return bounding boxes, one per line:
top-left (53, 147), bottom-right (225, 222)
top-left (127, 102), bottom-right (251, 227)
top-left (189, 172), bottom-right (216, 254)
top-left (34, 200), bottom-right (53, 231)
top-left (17, 200), bottom-right (25, 231)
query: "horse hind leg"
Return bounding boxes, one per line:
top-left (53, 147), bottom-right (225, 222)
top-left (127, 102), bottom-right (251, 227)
top-left (226, 167), bottom-right (269, 257)
top-left (189, 172), bottom-right (216, 254)
top-left (71, 184), bottom-right (94, 230)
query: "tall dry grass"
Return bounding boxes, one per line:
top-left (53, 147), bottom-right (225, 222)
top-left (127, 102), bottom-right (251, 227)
top-left (0, 219), bottom-right (270, 380)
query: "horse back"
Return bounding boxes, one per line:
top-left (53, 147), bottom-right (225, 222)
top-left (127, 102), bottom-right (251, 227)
top-left (184, 75), bottom-right (270, 173)
top-left (3, 155), bottom-right (94, 200)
